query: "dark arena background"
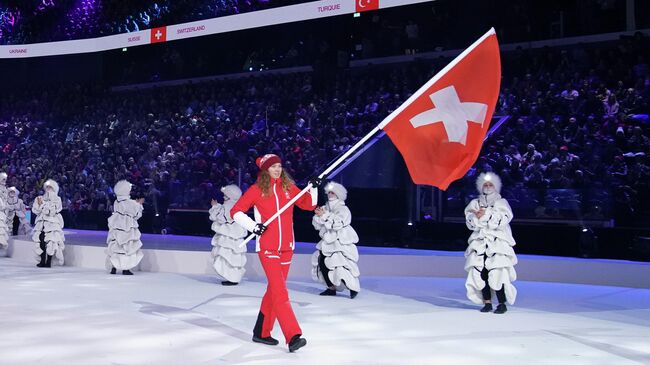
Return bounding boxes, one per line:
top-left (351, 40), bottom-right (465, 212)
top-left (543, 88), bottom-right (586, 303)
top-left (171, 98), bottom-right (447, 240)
top-left (1, 1), bottom-right (649, 364)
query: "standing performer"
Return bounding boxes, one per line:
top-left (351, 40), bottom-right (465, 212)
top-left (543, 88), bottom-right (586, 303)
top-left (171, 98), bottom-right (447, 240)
top-left (32, 180), bottom-right (65, 267)
top-left (106, 180), bottom-right (144, 275)
top-left (6, 187), bottom-right (32, 236)
top-left (209, 184), bottom-right (248, 285)
top-left (0, 173), bottom-right (8, 252)
top-left (464, 172), bottom-right (517, 314)
top-left (231, 154), bottom-right (321, 352)
top-left (311, 182), bottom-right (360, 298)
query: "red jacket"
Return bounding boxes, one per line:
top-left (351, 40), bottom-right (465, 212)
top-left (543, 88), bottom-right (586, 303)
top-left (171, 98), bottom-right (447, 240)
top-left (231, 178), bottom-right (317, 252)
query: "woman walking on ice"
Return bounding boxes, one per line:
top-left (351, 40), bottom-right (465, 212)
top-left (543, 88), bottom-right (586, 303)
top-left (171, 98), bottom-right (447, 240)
top-left (231, 153), bottom-right (321, 352)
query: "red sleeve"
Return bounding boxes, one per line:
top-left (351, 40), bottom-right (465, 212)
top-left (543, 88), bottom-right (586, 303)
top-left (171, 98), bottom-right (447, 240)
top-left (292, 184), bottom-right (317, 211)
top-left (230, 185), bottom-right (258, 217)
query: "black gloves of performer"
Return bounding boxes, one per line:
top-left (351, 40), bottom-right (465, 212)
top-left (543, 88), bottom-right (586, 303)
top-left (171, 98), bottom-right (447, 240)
top-left (253, 223), bottom-right (267, 235)
top-left (309, 176), bottom-right (326, 188)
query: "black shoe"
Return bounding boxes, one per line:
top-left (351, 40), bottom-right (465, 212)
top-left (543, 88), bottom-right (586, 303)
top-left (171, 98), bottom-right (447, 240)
top-left (221, 281), bottom-right (239, 286)
top-left (350, 290), bottom-right (358, 299)
top-left (252, 335), bottom-right (279, 346)
top-left (319, 288), bottom-right (336, 296)
top-left (110, 268), bottom-right (116, 275)
top-left (122, 270), bottom-right (133, 275)
top-left (37, 254), bottom-right (47, 267)
top-left (44, 255), bottom-right (52, 268)
top-left (494, 303), bottom-right (507, 314)
top-left (480, 303), bottom-right (493, 312)
top-left (288, 335), bottom-right (307, 353)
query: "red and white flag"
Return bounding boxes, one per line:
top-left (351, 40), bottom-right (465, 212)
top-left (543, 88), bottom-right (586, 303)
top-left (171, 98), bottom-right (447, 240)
top-left (355, 0), bottom-right (379, 13)
top-left (150, 27), bottom-right (167, 43)
top-left (381, 28), bottom-right (501, 190)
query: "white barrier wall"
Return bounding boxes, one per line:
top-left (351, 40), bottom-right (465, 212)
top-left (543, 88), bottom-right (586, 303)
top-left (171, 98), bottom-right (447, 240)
top-left (8, 236), bottom-right (650, 288)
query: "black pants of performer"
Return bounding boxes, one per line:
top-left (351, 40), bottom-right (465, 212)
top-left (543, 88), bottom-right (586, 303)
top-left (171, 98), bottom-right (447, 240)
top-left (318, 251), bottom-right (335, 288)
top-left (37, 231), bottom-right (51, 266)
top-left (481, 254), bottom-right (506, 303)
top-left (13, 216), bottom-right (19, 236)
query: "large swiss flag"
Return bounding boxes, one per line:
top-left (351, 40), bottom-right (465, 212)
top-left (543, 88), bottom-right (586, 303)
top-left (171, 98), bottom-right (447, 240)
top-left (381, 29), bottom-right (501, 190)
top-left (356, 0), bottom-right (379, 12)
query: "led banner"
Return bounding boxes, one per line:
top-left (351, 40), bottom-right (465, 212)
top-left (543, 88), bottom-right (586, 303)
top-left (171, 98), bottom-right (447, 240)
top-left (0, 0), bottom-right (431, 59)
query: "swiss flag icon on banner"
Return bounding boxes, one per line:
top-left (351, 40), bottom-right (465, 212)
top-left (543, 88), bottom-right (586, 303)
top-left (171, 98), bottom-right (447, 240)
top-left (381, 29), bottom-right (501, 190)
top-left (356, 0), bottom-right (379, 12)
top-left (150, 27), bottom-right (167, 43)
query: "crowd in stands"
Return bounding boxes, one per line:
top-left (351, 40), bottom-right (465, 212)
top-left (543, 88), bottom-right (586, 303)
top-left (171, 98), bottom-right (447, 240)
top-left (0, 33), bottom-right (649, 226)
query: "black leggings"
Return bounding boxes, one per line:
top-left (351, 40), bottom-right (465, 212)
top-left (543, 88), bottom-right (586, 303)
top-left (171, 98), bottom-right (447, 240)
top-left (318, 251), bottom-right (334, 287)
top-left (481, 254), bottom-right (506, 304)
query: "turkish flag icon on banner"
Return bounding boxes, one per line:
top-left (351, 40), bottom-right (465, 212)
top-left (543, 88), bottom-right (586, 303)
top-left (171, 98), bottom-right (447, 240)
top-left (150, 27), bottom-right (167, 43)
top-left (355, 0), bottom-right (379, 12)
top-left (381, 28), bottom-right (501, 190)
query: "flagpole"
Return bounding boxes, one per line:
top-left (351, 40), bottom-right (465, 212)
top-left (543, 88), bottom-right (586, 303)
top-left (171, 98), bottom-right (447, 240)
top-left (238, 28), bottom-right (497, 248)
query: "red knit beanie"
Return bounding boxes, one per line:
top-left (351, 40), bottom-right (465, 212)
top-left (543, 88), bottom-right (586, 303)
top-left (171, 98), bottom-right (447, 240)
top-left (256, 154), bottom-right (282, 171)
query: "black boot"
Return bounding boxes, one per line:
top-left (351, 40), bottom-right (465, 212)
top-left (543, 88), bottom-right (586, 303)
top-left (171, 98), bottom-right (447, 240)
top-left (288, 334), bottom-right (307, 353)
top-left (221, 281), bottom-right (238, 286)
top-left (350, 290), bottom-right (358, 299)
top-left (494, 303), bottom-right (507, 314)
top-left (480, 303), bottom-right (493, 313)
top-left (122, 270), bottom-right (133, 275)
top-left (252, 336), bottom-right (279, 346)
top-left (36, 251), bottom-right (47, 267)
top-left (44, 255), bottom-right (52, 268)
top-left (37, 234), bottom-right (47, 267)
top-left (251, 311), bottom-right (278, 345)
top-left (110, 267), bottom-right (116, 275)
top-left (319, 288), bottom-right (336, 296)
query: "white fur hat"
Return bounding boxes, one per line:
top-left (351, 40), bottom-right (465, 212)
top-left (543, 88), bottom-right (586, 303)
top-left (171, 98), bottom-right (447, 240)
top-left (0, 172), bottom-right (7, 185)
top-left (476, 172), bottom-right (502, 194)
top-left (324, 181), bottom-right (347, 201)
top-left (8, 186), bottom-right (19, 196)
top-left (114, 180), bottom-right (132, 197)
top-left (44, 179), bottom-right (60, 194)
top-left (221, 184), bottom-right (242, 200)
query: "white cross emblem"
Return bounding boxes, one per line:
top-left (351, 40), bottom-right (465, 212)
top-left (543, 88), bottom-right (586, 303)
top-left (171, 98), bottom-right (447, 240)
top-left (409, 85), bottom-right (487, 145)
top-left (155, 30), bottom-right (163, 40)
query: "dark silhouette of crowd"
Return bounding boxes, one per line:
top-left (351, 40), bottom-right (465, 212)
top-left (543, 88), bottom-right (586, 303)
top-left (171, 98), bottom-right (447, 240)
top-left (1, 35), bottom-right (649, 226)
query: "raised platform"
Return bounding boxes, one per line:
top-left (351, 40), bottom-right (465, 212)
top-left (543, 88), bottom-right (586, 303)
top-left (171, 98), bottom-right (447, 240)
top-left (6, 229), bottom-right (650, 288)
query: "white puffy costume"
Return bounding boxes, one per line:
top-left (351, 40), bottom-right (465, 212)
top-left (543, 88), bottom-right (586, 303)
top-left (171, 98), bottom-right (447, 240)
top-left (32, 179), bottom-right (65, 266)
top-left (464, 172), bottom-right (518, 308)
top-left (0, 173), bottom-right (8, 250)
top-left (106, 180), bottom-right (144, 272)
top-left (209, 185), bottom-right (248, 284)
top-left (311, 182), bottom-right (361, 296)
top-left (6, 187), bottom-right (32, 236)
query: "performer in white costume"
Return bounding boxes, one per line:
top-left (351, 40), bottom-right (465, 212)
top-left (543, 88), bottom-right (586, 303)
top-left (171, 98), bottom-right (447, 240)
top-left (106, 180), bottom-right (144, 275)
top-left (464, 172), bottom-right (517, 314)
top-left (209, 184), bottom-right (248, 285)
top-left (6, 187), bottom-right (32, 236)
top-left (0, 172), bottom-right (8, 252)
top-left (311, 182), bottom-right (360, 299)
top-left (32, 179), bottom-right (65, 267)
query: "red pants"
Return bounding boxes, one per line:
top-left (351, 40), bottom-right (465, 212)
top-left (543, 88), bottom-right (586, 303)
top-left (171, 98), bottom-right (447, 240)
top-left (255, 250), bottom-right (301, 343)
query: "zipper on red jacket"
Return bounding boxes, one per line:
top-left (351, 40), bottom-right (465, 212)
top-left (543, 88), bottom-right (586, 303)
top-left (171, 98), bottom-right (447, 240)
top-left (272, 179), bottom-right (282, 251)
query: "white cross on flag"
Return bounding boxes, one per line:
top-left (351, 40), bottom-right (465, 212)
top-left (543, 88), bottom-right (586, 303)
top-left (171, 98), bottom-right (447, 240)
top-left (381, 28), bottom-right (501, 190)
